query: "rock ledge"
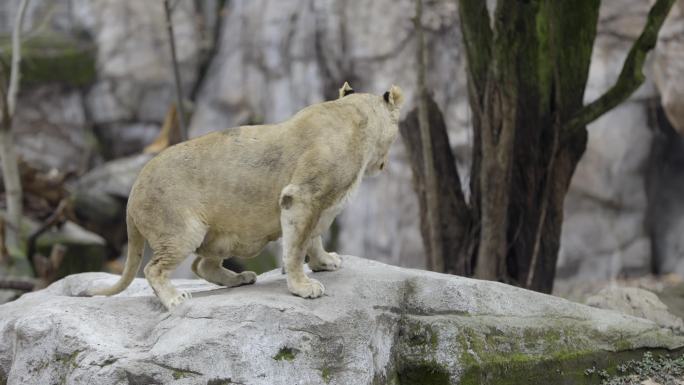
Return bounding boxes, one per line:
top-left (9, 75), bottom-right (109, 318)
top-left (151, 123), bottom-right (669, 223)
top-left (0, 256), bottom-right (682, 385)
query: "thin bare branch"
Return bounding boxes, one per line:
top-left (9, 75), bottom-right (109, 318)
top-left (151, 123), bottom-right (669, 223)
top-left (0, 0), bottom-right (30, 250)
top-left (26, 199), bottom-right (68, 277)
top-left (458, 0), bottom-right (493, 104)
top-left (415, 0), bottom-right (443, 272)
top-left (563, 0), bottom-right (676, 137)
top-left (0, 278), bottom-right (36, 291)
top-left (8, 0), bottom-right (30, 116)
top-left (527, 9), bottom-right (563, 288)
top-left (163, 0), bottom-right (188, 141)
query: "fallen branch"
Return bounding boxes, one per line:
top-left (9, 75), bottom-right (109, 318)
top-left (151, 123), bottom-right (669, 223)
top-left (26, 199), bottom-right (68, 276)
top-left (32, 243), bottom-right (66, 289)
top-left (0, 277), bottom-right (36, 291)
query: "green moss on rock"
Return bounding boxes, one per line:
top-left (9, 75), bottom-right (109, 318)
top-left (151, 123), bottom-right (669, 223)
top-left (172, 370), bottom-right (193, 380)
top-left (397, 362), bottom-right (450, 385)
top-left (273, 347), bottom-right (298, 361)
top-left (455, 324), bottom-right (684, 385)
top-left (321, 367), bottom-right (332, 383)
top-left (0, 33), bottom-right (96, 87)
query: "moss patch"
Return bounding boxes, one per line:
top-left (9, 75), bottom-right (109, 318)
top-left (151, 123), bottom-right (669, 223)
top-left (207, 379), bottom-right (233, 385)
top-left (172, 370), bottom-right (194, 380)
top-left (459, 346), bottom-right (683, 385)
top-left (394, 317), bottom-right (684, 385)
top-left (0, 33), bottom-right (96, 87)
top-left (406, 323), bottom-right (438, 349)
top-left (594, 351), bottom-right (684, 385)
top-left (397, 362), bottom-right (449, 385)
top-left (321, 367), bottom-right (332, 383)
top-left (55, 350), bottom-right (81, 368)
top-left (273, 347), bottom-right (299, 361)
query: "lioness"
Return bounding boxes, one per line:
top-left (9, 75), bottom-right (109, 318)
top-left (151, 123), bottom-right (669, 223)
top-left (86, 82), bottom-right (404, 310)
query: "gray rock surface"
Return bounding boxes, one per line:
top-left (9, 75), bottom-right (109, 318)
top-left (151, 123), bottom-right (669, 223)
top-left (654, 2), bottom-right (684, 136)
top-left (74, 154), bottom-right (153, 199)
top-left (11, 86), bottom-right (92, 174)
top-left (586, 286), bottom-right (684, 333)
top-left (74, 0), bottom-right (201, 157)
top-left (1, 256), bottom-right (682, 385)
top-left (2, 0), bottom-right (201, 162)
top-left (556, 0), bottom-right (682, 281)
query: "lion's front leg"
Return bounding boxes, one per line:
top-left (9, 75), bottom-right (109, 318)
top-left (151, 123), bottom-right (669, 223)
top-left (307, 236), bottom-right (342, 272)
top-left (280, 185), bottom-right (325, 299)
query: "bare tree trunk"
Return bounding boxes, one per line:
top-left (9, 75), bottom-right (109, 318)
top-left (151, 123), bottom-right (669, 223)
top-left (163, 0), bottom-right (188, 141)
top-left (474, 82), bottom-right (516, 281)
top-left (0, 0), bottom-right (30, 250)
top-left (400, 95), bottom-right (472, 276)
top-left (414, 0), bottom-right (443, 272)
top-left (453, 0), bottom-right (673, 292)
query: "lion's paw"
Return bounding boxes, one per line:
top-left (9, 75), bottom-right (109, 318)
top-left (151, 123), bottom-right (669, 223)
top-left (239, 271), bottom-right (257, 285)
top-left (288, 278), bottom-right (325, 299)
top-left (309, 252), bottom-right (342, 272)
top-left (164, 290), bottom-right (192, 310)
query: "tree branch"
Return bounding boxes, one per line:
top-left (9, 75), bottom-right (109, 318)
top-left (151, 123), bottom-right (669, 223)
top-left (163, 0), bottom-right (188, 141)
top-left (563, 0), bottom-right (676, 137)
top-left (415, 0), bottom-right (443, 272)
top-left (0, 277), bottom-right (36, 291)
top-left (457, 0), bottom-right (493, 102)
top-left (0, 0), bottom-right (29, 250)
top-left (8, 0), bottom-right (30, 116)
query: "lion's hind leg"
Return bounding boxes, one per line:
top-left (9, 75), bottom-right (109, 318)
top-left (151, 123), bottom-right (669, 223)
top-left (307, 236), bottom-right (342, 272)
top-left (191, 256), bottom-right (257, 287)
top-left (280, 184), bottom-right (325, 299)
top-left (144, 247), bottom-right (193, 310)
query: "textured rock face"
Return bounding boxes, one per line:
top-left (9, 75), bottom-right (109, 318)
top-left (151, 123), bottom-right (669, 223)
top-left (556, 0), bottom-right (684, 281)
top-left (12, 86), bottom-right (90, 173)
top-left (74, 0), bottom-right (200, 158)
top-left (1, 256), bottom-right (682, 385)
top-left (2, 0), bottom-right (201, 162)
top-left (586, 286), bottom-right (684, 333)
top-left (654, 2), bottom-right (684, 136)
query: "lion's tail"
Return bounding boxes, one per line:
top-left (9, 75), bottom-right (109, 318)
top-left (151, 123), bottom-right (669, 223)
top-left (87, 215), bottom-right (145, 296)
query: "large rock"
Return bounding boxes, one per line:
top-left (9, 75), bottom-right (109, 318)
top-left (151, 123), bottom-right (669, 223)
top-left (557, 0), bottom-right (677, 281)
top-left (11, 85), bottom-right (93, 174)
top-left (1, 256), bottom-right (682, 385)
top-left (654, 1), bottom-right (684, 136)
top-left (646, 106), bottom-right (684, 277)
top-left (586, 286), bottom-right (684, 333)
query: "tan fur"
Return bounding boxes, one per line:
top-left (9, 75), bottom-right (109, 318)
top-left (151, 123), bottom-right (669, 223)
top-left (87, 83), bottom-right (404, 310)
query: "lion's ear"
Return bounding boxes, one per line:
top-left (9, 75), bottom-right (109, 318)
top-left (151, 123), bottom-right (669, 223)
top-left (383, 85), bottom-right (404, 109)
top-left (338, 81), bottom-right (355, 98)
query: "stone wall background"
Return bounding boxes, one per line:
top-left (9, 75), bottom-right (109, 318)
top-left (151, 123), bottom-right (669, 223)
top-left (1, 0), bottom-right (683, 283)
